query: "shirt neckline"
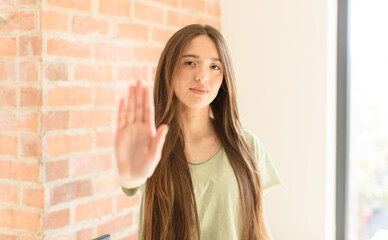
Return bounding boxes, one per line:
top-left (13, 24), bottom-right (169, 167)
top-left (188, 144), bottom-right (222, 166)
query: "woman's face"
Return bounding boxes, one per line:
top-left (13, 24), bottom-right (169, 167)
top-left (173, 35), bottom-right (224, 110)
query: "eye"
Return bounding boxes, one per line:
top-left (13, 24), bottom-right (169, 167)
top-left (211, 65), bottom-right (221, 70)
top-left (184, 61), bottom-right (196, 66)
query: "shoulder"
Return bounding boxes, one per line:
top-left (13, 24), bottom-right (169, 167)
top-left (242, 128), bottom-right (266, 155)
top-left (242, 128), bottom-right (257, 143)
top-left (242, 128), bottom-right (269, 167)
top-left (242, 128), bottom-right (284, 194)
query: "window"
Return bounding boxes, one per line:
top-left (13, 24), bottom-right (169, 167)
top-left (337, 1), bottom-right (388, 239)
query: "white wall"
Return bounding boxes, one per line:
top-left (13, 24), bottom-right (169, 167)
top-left (221, 0), bottom-right (337, 239)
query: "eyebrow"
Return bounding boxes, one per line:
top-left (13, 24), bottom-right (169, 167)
top-left (182, 54), bottom-right (221, 62)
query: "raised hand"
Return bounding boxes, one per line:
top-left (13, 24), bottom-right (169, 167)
top-left (114, 80), bottom-right (169, 189)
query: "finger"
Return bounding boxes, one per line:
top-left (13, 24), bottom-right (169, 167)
top-left (135, 80), bottom-right (143, 123)
top-left (144, 87), bottom-right (156, 133)
top-left (117, 98), bottom-right (125, 129)
top-left (126, 85), bottom-right (135, 124)
top-left (149, 124), bottom-right (169, 159)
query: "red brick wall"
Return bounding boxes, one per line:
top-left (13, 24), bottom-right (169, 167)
top-left (0, 0), bottom-right (220, 239)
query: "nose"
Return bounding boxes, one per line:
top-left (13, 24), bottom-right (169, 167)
top-left (194, 65), bottom-right (209, 82)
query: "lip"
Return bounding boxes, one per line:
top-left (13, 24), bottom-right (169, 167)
top-left (189, 87), bottom-right (209, 95)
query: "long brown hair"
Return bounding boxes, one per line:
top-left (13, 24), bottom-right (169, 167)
top-left (143, 24), bottom-right (269, 240)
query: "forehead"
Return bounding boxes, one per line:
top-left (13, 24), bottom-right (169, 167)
top-left (182, 35), bottom-right (220, 58)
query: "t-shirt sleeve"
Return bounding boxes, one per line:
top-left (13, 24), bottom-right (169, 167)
top-left (243, 129), bottom-right (283, 195)
top-left (122, 187), bottom-right (139, 197)
top-left (121, 181), bottom-right (146, 197)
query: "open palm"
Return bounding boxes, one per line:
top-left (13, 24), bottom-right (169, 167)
top-left (114, 80), bottom-right (168, 189)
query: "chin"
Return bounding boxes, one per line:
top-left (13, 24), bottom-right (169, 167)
top-left (179, 100), bottom-right (211, 110)
top-left (187, 103), bottom-right (210, 109)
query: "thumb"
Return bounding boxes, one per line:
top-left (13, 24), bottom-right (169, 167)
top-left (150, 124), bottom-right (169, 158)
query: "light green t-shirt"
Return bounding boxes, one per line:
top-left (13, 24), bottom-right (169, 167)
top-left (122, 129), bottom-right (283, 240)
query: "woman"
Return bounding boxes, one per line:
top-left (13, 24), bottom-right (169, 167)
top-left (115, 24), bottom-right (282, 240)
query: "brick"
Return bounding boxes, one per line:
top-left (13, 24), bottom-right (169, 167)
top-left (20, 87), bottom-right (42, 106)
top-left (0, 111), bottom-right (39, 131)
top-left (41, 111), bottom-right (69, 131)
top-left (151, 27), bottom-right (175, 43)
top-left (46, 159), bottom-right (68, 181)
top-left (46, 133), bottom-right (92, 156)
top-left (206, 1), bottom-right (221, 17)
top-left (73, 64), bottom-right (92, 81)
top-left (0, 160), bottom-right (39, 182)
top-left (47, 0), bottom-right (91, 11)
top-left (0, 12), bottom-right (35, 32)
top-left (75, 197), bottom-right (113, 222)
top-left (94, 42), bottom-right (131, 61)
top-left (96, 152), bottom-right (113, 172)
top-left (20, 135), bottom-right (41, 157)
top-left (0, 38), bottom-right (17, 57)
top-left (181, 0), bottom-right (205, 12)
top-left (73, 64), bottom-right (112, 82)
top-left (0, 86), bottom-right (17, 107)
top-left (133, 45), bottom-right (162, 63)
top-left (96, 175), bottom-right (119, 193)
top-left (113, 88), bottom-right (128, 105)
top-left (94, 87), bottom-right (115, 105)
top-left (134, 2), bottom-right (164, 23)
top-left (20, 236), bottom-right (43, 240)
top-left (19, 61), bottom-right (38, 82)
top-left (0, 208), bottom-right (40, 232)
top-left (72, 154), bottom-right (94, 176)
top-left (152, 0), bottom-right (178, 7)
top-left (72, 15), bottom-right (109, 35)
top-left (128, 232), bottom-right (138, 240)
top-left (19, 36), bottom-right (42, 56)
top-left (50, 179), bottom-right (92, 206)
top-left (118, 65), bottom-right (148, 82)
top-left (96, 130), bottom-right (114, 147)
top-left (99, 0), bottom-right (131, 17)
top-left (0, 0), bottom-right (40, 7)
top-left (45, 86), bottom-right (92, 107)
top-left (77, 228), bottom-right (93, 240)
top-left (23, 187), bottom-right (44, 208)
top-left (41, 10), bottom-right (68, 31)
top-left (18, 112), bottom-right (39, 131)
top-left (195, 17), bottom-right (220, 30)
top-left (167, 10), bottom-right (195, 27)
top-left (44, 209), bottom-right (69, 230)
top-left (151, 66), bottom-right (157, 81)
top-left (0, 184), bottom-right (18, 204)
top-left (0, 135), bottom-right (18, 155)
top-left (47, 39), bottom-right (91, 58)
top-left (44, 233), bottom-right (74, 240)
top-left (0, 234), bottom-right (17, 240)
top-left (23, 139), bottom-right (40, 159)
top-left (116, 194), bottom-right (139, 211)
top-left (71, 109), bottom-right (113, 128)
top-left (72, 152), bottom-right (112, 176)
top-left (0, 61), bottom-right (16, 81)
top-left (97, 213), bottom-right (132, 235)
top-left (45, 62), bottom-right (68, 81)
top-left (116, 22), bottom-right (148, 40)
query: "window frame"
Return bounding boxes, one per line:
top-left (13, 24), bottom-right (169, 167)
top-left (336, 0), bottom-right (350, 239)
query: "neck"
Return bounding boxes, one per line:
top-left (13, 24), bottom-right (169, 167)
top-left (177, 103), bottom-right (215, 143)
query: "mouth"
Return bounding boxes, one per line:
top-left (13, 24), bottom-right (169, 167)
top-left (189, 88), bottom-right (209, 95)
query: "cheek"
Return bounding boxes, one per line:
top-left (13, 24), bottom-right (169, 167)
top-left (172, 77), bottom-right (185, 99)
top-left (213, 75), bottom-right (223, 89)
top-left (173, 70), bottom-right (188, 89)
